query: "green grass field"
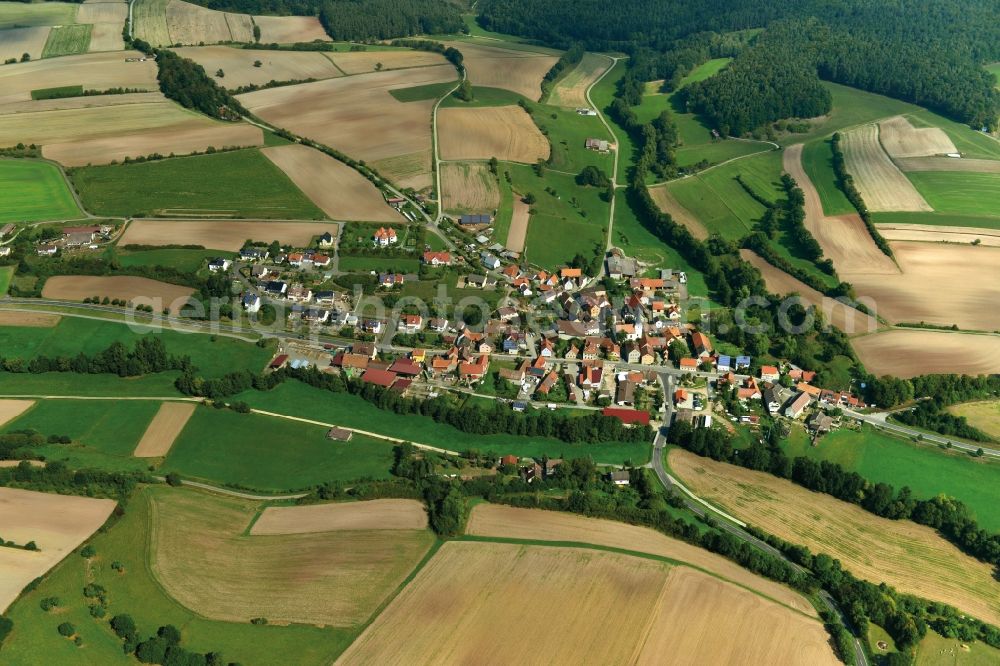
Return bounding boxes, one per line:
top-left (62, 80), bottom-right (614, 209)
top-left (536, 104), bottom-right (615, 174)
top-left (0, 266), bottom-right (13, 295)
top-left (0, 1), bottom-right (77, 29)
top-left (388, 81), bottom-right (456, 102)
top-left (512, 165), bottom-right (608, 268)
top-left (31, 84), bottom-right (83, 100)
top-left (338, 255), bottom-right (421, 273)
top-left (41, 23), bottom-right (90, 58)
top-left (0, 486), bottom-right (352, 665)
top-left (0, 371), bottom-right (181, 396)
top-left (871, 211), bottom-right (1000, 230)
top-left (782, 425), bottom-right (1000, 531)
top-left (70, 149), bottom-right (325, 219)
top-left (0, 316), bottom-right (273, 379)
top-left (916, 630), bottom-right (1000, 666)
top-left (800, 138), bottom-right (855, 215)
top-left (233, 381), bottom-right (650, 465)
top-left (114, 248), bottom-right (233, 273)
top-left (162, 407), bottom-right (397, 491)
top-left (0, 159), bottom-right (83, 223)
top-left (588, 59), bottom-right (632, 182)
top-left (905, 171), bottom-right (1000, 216)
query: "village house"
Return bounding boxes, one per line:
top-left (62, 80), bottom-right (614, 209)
top-left (615, 380), bottom-right (635, 406)
top-left (314, 290), bottom-right (336, 305)
top-left (360, 319), bottom-right (383, 334)
top-left (738, 377), bottom-right (762, 401)
top-left (459, 354), bottom-right (490, 382)
top-left (690, 331), bottom-right (713, 358)
top-left (208, 258), bottom-right (231, 273)
top-left (762, 385), bottom-right (784, 414)
top-left (240, 247), bottom-right (268, 261)
top-left (422, 251), bottom-right (452, 266)
top-left (0, 247), bottom-right (10, 258)
top-left (264, 280), bottom-right (287, 296)
top-left (536, 371), bottom-right (559, 396)
top-left (36, 244), bottom-right (58, 256)
top-left (318, 231), bottom-right (335, 248)
top-left (398, 314), bottom-right (423, 333)
top-left (679, 357), bottom-right (699, 372)
top-left (250, 265), bottom-right (272, 280)
top-left (302, 308), bottom-right (330, 324)
top-left (586, 138), bottom-right (610, 152)
top-left (717, 355), bottom-right (732, 373)
top-left (760, 365), bottom-right (781, 382)
top-left (373, 227), bottom-right (397, 246)
top-left (241, 293), bottom-right (261, 313)
top-left (608, 470), bottom-right (630, 486)
top-left (361, 368), bottom-right (398, 388)
top-left (784, 392), bottom-right (811, 419)
top-left (605, 249), bottom-right (638, 279)
top-left (539, 337), bottom-right (555, 358)
top-left (481, 252), bottom-right (501, 270)
top-left (429, 317), bottom-right (449, 333)
top-left (286, 285), bottom-right (312, 303)
top-left (0, 223), bottom-right (15, 238)
top-left (378, 273), bottom-right (405, 288)
top-left (312, 254), bottom-right (331, 268)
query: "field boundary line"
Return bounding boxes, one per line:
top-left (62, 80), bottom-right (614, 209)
top-left (354, 538), bottom-right (443, 634)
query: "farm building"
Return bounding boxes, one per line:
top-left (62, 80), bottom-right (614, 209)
top-left (0, 223), bottom-right (15, 238)
top-left (783, 392), bottom-right (811, 419)
top-left (326, 427), bottom-right (353, 442)
top-left (373, 227), bottom-right (398, 246)
top-left (459, 214), bottom-right (493, 226)
top-left (585, 138), bottom-right (609, 152)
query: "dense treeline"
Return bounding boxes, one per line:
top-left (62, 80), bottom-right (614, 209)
top-left (830, 133), bottom-right (893, 258)
top-left (866, 374), bottom-right (1000, 410)
top-left (320, 0), bottom-right (463, 40)
top-left (609, 61), bottom-right (679, 179)
top-left (775, 174), bottom-right (831, 271)
top-left (893, 400), bottom-right (993, 443)
top-left (0, 337), bottom-right (191, 377)
top-left (175, 365), bottom-right (654, 445)
top-left (155, 50), bottom-right (245, 121)
top-left (389, 39), bottom-right (463, 71)
top-left (109, 615), bottom-right (235, 666)
top-left (0, 461), bottom-right (145, 503)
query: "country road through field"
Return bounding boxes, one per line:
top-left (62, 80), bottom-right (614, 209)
top-left (585, 54), bottom-right (621, 251)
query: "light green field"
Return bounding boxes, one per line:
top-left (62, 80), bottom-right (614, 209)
top-left (0, 486), bottom-right (352, 665)
top-left (162, 407), bottom-right (397, 491)
top-left (41, 23), bottom-right (90, 58)
top-left (0, 371), bottom-right (180, 396)
top-left (0, 266), bottom-right (13, 295)
top-left (439, 86), bottom-right (526, 108)
top-left (114, 248), bottom-right (234, 273)
top-left (779, 83), bottom-right (915, 145)
top-left (0, 1), bottom-right (77, 29)
top-left (800, 138), bottom-right (855, 215)
top-left (548, 52), bottom-right (609, 106)
top-left (906, 171), bottom-right (1000, 216)
top-left (388, 81), bottom-right (456, 103)
top-left (948, 400), bottom-right (1000, 440)
top-left (537, 104), bottom-right (615, 173)
top-left (916, 630), bottom-right (1000, 666)
top-left (338, 255), bottom-right (421, 273)
top-left (0, 160), bottom-right (83, 223)
top-left (871, 211), bottom-right (1000, 230)
top-left (588, 59), bottom-right (632, 181)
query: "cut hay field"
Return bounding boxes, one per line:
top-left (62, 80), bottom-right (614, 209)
top-left (132, 401), bottom-right (196, 457)
top-left (239, 65), bottom-right (457, 190)
top-left (440, 161), bottom-right (500, 214)
top-left (895, 157), bottom-right (1000, 173)
top-left (162, 407), bottom-right (398, 490)
top-left (0, 312), bottom-right (59, 326)
top-left (71, 149), bottom-right (322, 219)
top-left (669, 448), bottom-right (1000, 626)
top-left (905, 171), bottom-right (1000, 217)
top-left (118, 219), bottom-right (335, 251)
top-left (139, 0), bottom-right (324, 47)
top-left (506, 195), bottom-right (529, 253)
top-left (548, 52), bottom-right (610, 108)
top-left (840, 124), bottom-right (931, 211)
top-left (0, 399), bottom-right (34, 427)
top-left (86, 19), bottom-right (125, 52)
top-left (879, 115), bottom-right (957, 158)
top-left (853, 330), bottom-right (1000, 379)
top-left (0, 26), bottom-right (50, 62)
top-left (438, 106), bottom-right (549, 164)
top-left (439, 40), bottom-right (558, 101)
top-left (0, 488), bottom-right (115, 612)
top-left (740, 249), bottom-right (880, 335)
top-left (41, 23), bottom-right (91, 57)
top-left (42, 275), bottom-right (195, 307)
top-left (0, 159), bottom-right (82, 223)
top-left (164, 0), bottom-right (251, 44)
top-left (0, 50), bottom-right (157, 106)
top-left (338, 541), bottom-right (835, 666)
top-left (649, 183), bottom-right (709, 239)
top-left (131, 0), bottom-right (169, 46)
top-left (262, 144), bottom-right (402, 222)
top-left (114, 247), bottom-right (234, 272)
top-left (917, 630), bottom-right (1000, 666)
top-left (326, 49), bottom-right (446, 75)
top-left (149, 488), bottom-right (434, 625)
top-left (800, 138), bottom-right (855, 216)
top-left (465, 503), bottom-right (817, 616)
top-left (252, 15), bottom-right (329, 43)
top-left (949, 401), bottom-right (1000, 442)
top-left (251, 499), bottom-right (427, 535)
top-left (173, 46), bottom-right (343, 89)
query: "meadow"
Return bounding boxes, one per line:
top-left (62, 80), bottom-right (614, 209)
top-left (871, 211), bottom-right (1000, 230)
top-left (338, 254), bottom-right (421, 273)
top-left (114, 248), bottom-right (233, 273)
top-left (800, 138), bottom-right (855, 215)
top-left (534, 104), bottom-right (615, 173)
top-left (41, 23), bottom-right (91, 58)
top-left (162, 407), bottom-right (397, 491)
top-left (948, 400), bottom-right (1000, 441)
top-left (906, 171), bottom-right (1000, 216)
top-left (0, 266), bottom-right (12, 296)
top-left (916, 629), bottom-right (1000, 666)
top-left (70, 149), bottom-right (324, 219)
top-left (0, 159), bottom-right (82, 223)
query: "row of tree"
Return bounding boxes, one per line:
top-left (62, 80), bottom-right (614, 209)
top-left (830, 133), bottom-right (893, 257)
top-left (892, 400), bottom-right (993, 443)
top-left (155, 50), bottom-right (245, 121)
top-left (0, 337), bottom-right (191, 378)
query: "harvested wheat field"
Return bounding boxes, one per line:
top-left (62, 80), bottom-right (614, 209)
top-left (165, 0), bottom-right (252, 44)
top-left (466, 503), bottom-right (815, 616)
top-left (636, 567), bottom-right (838, 666)
top-left (173, 46), bottom-right (342, 89)
top-left (895, 156), bottom-right (1000, 173)
top-left (784, 144), bottom-right (899, 275)
top-left (239, 66), bottom-right (457, 186)
top-left (77, 2), bottom-right (126, 51)
top-left (649, 183), bottom-right (708, 239)
top-left (549, 52), bottom-right (611, 108)
top-left (840, 125), bottom-right (932, 211)
top-left (440, 162), bottom-right (500, 214)
top-left (0, 91), bottom-right (165, 116)
top-left (879, 115), bottom-right (957, 158)
top-left (262, 144), bottom-right (402, 222)
top-left (326, 49), bottom-right (446, 75)
top-left (132, 0), bottom-right (170, 46)
top-left (42, 275), bottom-right (195, 308)
top-left (119, 219), bottom-right (335, 251)
top-left (853, 330), bottom-right (1000, 378)
top-left (0, 400), bottom-right (35, 428)
top-left (87, 20), bottom-right (125, 51)
top-left (506, 196), bottom-right (530, 253)
top-left (133, 402), bottom-right (196, 457)
top-left (740, 250), bottom-right (880, 335)
top-left (0, 487), bottom-right (116, 612)
top-left (438, 106), bottom-right (549, 163)
top-left (670, 448), bottom-right (1000, 626)
top-left (251, 499), bottom-right (427, 535)
top-left (439, 41), bottom-right (558, 101)
top-left (0, 311), bottom-right (60, 327)
top-left (148, 488), bottom-right (434, 625)
top-left (0, 50), bottom-right (157, 106)
top-left (877, 223), bottom-right (1000, 247)
top-left (253, 15), bottom-right (329, 44)
top-left (848, 242), bottom-right (1000, 330)
top-left (0, 27), bottom-right (50, 63)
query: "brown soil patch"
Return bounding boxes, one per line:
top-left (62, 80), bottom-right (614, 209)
top-left (635, 567), bottom-right (839, 666)
top-left (649, 183), bottom-right (708, 239)
top-left (325, 49), bottom-right (446, 75)
top-left (506, 196), bottom-right (530, 253)
top-left (0, 50), bottom-right (157, 107)
top-left (440, 161), bottom-right (500, 214)
top-left (165, 0), bottom-right (251, 44)
top-left (253, 15), bottom-right (329, 44)
top-left (466, 503), bottom-right (815, 616)
top-left (0, 400), bottom-right (35, 428)
top-left (173, 46), bottom-right (342, 89)
top-left (42, 275), bottom-right (195, 309)
top-left (251, 499), bottom-right (428, 535)
top-left (149, 488), bottom-right (434, 625)
top-left (549, 52), bottom-right (610, 108)
top-left (670, 448), bottom-right (1000, 626)
top-left (262, 144), bottom-right (402, 222)
top-left (841, 124), bottom-right (931, 211)
top-left (438, 41), bottom-right (559, 101)
top-left (0, 488), bottom-right (115, 612)
top-left (876, 223), bottom-right (1000, 247)
top-left (853, 330), bottom-right (1000, 378)
top-left (0, 311), bottom-right (60, 327)
top-left (879, 115), bottom-right (957, 158)
top-left (895, 157), bottom-right (1000, 173)
top-left (438, 105), bottom-right (549, 163)
top-left (133, 402), bottom-right (196, 457)
top-left (119, 219), bottom-right (336, 251)
top-left (239, 66), bottom-right (457, 184)
top-left (740, 249), bottom-right (880, 335)
top-left (0, 27), bottom-right (50, 64)
top-left (784, 144), bottom-right (899, 275)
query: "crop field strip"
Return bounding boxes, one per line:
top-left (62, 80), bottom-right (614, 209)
top-left (878, 115), bottom-right (957, 159)
top-left (438, 40), bottom-right (559, 102)
top-left (134, 0), bottom-right (329, 47)
top-left (440, 161), bottom-right (501, 214)
top-left (41, 275), bottom-right (195, 309)
top-left (118, 219), bottom-right (336, 251)
top-left (41, 24), bottom-right (92, 58)
top-left (173, 46), bottom-right (344, 89)
top-left (548, 52), bottom-right (611, 108)
top-left (0, 50), bottom-right (157, 106)
top-left (251, 499), bottom-right (428, 535)
top-left (840, 124), bottom-right (931, 211)
top-left (852, 329), bottom-right (1000, 379)
top-left (0, 399), bottom-right (34, 428)
top-left (132, 402), bottom-right (196, 457)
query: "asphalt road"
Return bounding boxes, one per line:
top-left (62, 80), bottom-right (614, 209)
top-left (846, 408), bottom-right (1000, 458)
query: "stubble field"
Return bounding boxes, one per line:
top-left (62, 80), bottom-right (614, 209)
top-left (164, 0), bottom-right (251, 44)
top-left (876, 223), bottom-right (1000, 247)
top-left (250, 499), bottom-right (428, 535)
top-left (895, 157), bottom-right (1000, 173)
top-left (0, 312), bottom-right (60, 327)
top-left (41, 275), bottom-right (195, 307)
top-left (438, 41), bottom-right (558, 101)
top-left (438, 105), bottom-right (550, 162)
top-left (0, 26), bottom-right (51, 62)
top-left (440, 161), bottom-right (500, 214)
top-left (853, 329), bottom-right (1000, 378)
top-left (506, 196), bottom-right (530, 253)
top-left (173, 46), bottom-right (343, 89)
top-left (326, 49), bottom-right (446, 75)
top-left (0, 50), bottom-right (157, 106)
top-left (879, 115), bottom-right (957, 158)
top-left (132, 401), bottom-right (196, 457)
top-left (948, 400), bottom-right (1000, 440)
top-left (118, 219), bottom-right (336, 250)
top-left (252, 15), bottom-right (329, 43)
top-left (840, 125), bottom-right (932, 211)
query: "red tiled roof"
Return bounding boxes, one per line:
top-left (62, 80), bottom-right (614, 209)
top-left (361, 369), bottom-right (398, 387)
top-left (602, 408), bottom-right (650, 425)
top-left (389, 359), bottom-right (422, 376)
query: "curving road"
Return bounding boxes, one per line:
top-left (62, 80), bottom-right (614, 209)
top-left (846, 408), bottom-right (1000, 458)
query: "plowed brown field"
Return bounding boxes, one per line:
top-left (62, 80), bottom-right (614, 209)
top-left (42, 275), bottom-right (195, 308)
